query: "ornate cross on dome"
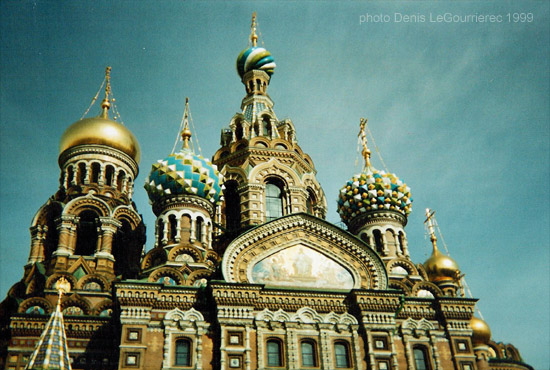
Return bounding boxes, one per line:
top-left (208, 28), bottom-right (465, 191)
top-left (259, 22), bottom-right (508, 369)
top-left (250, 12), bottom-right (258, 47)
top-left (424, 208), bottom-right (438, 249)
top-left (181, 97), bottom-right (192, 150)
top-left (100, 66), bottom-right (112, 118)
top-left (358, 117), bottom-right (372, 169)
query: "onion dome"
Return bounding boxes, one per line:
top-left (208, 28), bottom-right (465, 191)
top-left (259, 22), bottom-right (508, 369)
top-left (59, 67), bottom-right (140, 163)
top-left (470, 316), bottom-right (492, 346)
top-left (236, 47), bottom-right (276, 78)
top-left (144, 150), bottom-right (222, 204)
top-left (236, 12), bottom-right (276, 79)
top-left (423, 246), bottom-right (461, 282)
top-left (337, 118), bottom-right (412, 224)
top-left (144, 98), bottom-right (222, 204)
top-left (59, 115), bottom-right (140, 163)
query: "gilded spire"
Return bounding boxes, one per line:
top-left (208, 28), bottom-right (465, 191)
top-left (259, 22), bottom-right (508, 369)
top-left (181, 97), bottom-right (192, 150)
top-left (250, 12), bottom-right (258, 47)
top-left (425, 208), bottom-right (438, 251)
top-left (25, 277), bottom-right (72, 370)
top-left (100, 66), bottom-right (112, 118)
top-left (359, 117), bottom-right (372, 169)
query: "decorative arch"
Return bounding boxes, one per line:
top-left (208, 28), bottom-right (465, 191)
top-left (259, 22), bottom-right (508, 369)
top-left (249, 158), bottom-right (300, 186)
top-left (18, 297), bottom-right (53, 315)
top-left (112, 205), bottom-right (142, 229)
top-left (91, 299), bottom-right (114, 316)
top-left (148, 266), bottom-right (186, 286)
top-left (222, 213), bottom-right (388, 290)
top-left (411, 281), bottom-right (443, 298)
top-left (63, 195), bottom-right (110, 217)
top-left (61, 293), bottom-right (92, 316)
top-left (141, 248), bottom-right (168, 270)
top-left (46, 273), bottom-right (78, 290)
top-left (76, 274), bottom-right (110, 292)
top-left (187, 269), bottom-right (214, 286)
top-left (387, 258), bottom-right (419, 276)
top-left (167, 244), bottom-right (204, 263)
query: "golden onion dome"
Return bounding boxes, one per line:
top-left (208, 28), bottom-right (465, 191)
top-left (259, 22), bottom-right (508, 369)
top-left (59, 115), bottom-right (140, 163)
top-left (423, 247), bottom-right (460, 282)
top-left (470, 316), bottom-right (491, 346)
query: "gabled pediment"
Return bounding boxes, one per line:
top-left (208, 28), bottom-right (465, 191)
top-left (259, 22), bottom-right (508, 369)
top-left (221, 213), bottom-right (388, 290)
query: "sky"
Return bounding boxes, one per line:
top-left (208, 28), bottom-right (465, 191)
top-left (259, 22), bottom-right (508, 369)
top-left (0, 1), bottom-right (548, 368)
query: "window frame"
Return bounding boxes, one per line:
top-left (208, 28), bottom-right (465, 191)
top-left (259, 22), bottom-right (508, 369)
top-left (334, 340), bottom-right (352, 368)
top-left (412, 345), bottom-right (432, 370)
top-left (266, 338), bottom-right (284, 367)
top-left (300, 339), bottom-right (319, 368)
top-left (174, 337), bottom-right (193, 367)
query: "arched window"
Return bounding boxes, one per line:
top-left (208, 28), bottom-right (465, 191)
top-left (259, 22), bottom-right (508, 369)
top-left (265, 179), bottom-right (284, 222)
top-left (117, 170), bottom-right (125, 192)
top-left (413, 346), bottom-right (431, 370)
top-left (306, 189), bottom-right (316, 215)
top-left (174, 338), bottom-right (191, 366)
top-left (75, 211), bottom-right (99, 256)
top-left (112, 219), bottom-right (132, 277)
top-left (398, 232), bottom-right (406, 253)
top-left (91, 162), bottom-right (100, 183)
top-left (169, 215), bottom-right (177, 241)
top-left (262, 116), bottom-right (271, 137)
top-left (334, 341), bottom-right (351, 368)
top-left (236, 122), bottom-right (244, 141)
top-left (157, 219), bottom-right (165, 246)
top-left (78, 163), bottom-right (87, 185)
top-left (300, 340), bottom-right (317, 367)
top-left (105, 165), bottom-right (114, 186)
top-left (223, 181), bottom-right (241, 232)
top-left (266, 339), bottom-right (283, 367)
top-left (67, 166), bottom-right (74, 186)
top-left (373, 229), bottom-right (384, 254)
top-left (195, 217), bottom-right (203, 243)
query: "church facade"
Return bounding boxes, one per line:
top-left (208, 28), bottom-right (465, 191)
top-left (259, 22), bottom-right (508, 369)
top-left (0, 15), bottom-right (532, 370)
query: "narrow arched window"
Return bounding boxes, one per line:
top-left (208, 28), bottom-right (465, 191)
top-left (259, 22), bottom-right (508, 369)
top-left (112, 219), bottom-right (132, 277)
top-left (67, 166), bottom-right (74, 186)
top-left (105, 165), bottom-right (114, 186)
top-left (306, 190), bottom-right (316, 215)
top-left (262, 116), bottom-right (271, 137)
top-left (236, 122), bottom-right (243, 140)
top-left (157, 219), bottom-right (165, 246)
top-left (413, 346), bottom-right (431, 370)
top-left (265, 179), bottom-right (284, 222)
top-left (373, 229), bottom-right (384, 254)
top-left (78, 163), bottom-right (87, 184)
top-left (301, 340), bottom-right (317, 367)
top-left (195, 217), bottom-right (203, 243)
top-left (175, 338), bottom-right (191, 366)
top-left (169, 215), bottom-right (177, 241)
top-left (91, 162), bottom-right (100, 183)
top-left (75, 211), bottom-right (99, 256)
top-left (117, 170), bottom-right (125, 191)
top-left (334, 341), bottom-right (350, 368)
top-left (266, 339), bottom-right (283, 367)
top-left (224, 181), bottom-right (241, 232)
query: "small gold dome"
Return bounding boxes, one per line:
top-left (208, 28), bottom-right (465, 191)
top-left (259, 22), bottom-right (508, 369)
top-left (423, 248), bottom-right (460, 282)
top-left (59, 116), bottom-right (140, 163)
top-left (470, 316), bottom-right (491, 346)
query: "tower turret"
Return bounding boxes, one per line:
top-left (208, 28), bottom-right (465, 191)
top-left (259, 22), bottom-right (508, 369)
top-left (142, 98), bottom-right (223, 286)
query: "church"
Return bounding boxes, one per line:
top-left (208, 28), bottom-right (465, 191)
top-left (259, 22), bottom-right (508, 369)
top-left (0, 14), bottom-right (533, 370)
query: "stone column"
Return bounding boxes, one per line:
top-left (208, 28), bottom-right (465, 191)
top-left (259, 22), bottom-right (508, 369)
top-left (56, 215), bottom-right (77, 254)
top-left (27, 225), bottom-right (45, 264)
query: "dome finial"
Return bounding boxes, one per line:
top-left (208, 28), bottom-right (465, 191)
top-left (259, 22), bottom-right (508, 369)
top-left (359, 117), bottom-right (372, 169)
top-left (250, 12), bottom-right (258, 47)
top-left (100, 66), bottom-right (112, 119)
top-left (425, 208), bottom-right (438, 251)
top-left (181, 97), bottom-right (192, 150)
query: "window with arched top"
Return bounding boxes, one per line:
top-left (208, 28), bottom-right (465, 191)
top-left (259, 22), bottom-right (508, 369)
top-left (265, 179), bottom-right (284, 222)
top-left (112, 219), bottom-right (132, 277)
top-left (306, 189), bottom-right (317, 215)
top-left (413, 346), bottom-right (431, 370)
top-left (334, 341), bottom-right (351, 368)
top-left (236, 122), bottom-right (244, 141)
top-left (169, 215), bottom-right (177, 241)
top-left (157, 219), bottom-right (165, 246)
top-left (75, 211), bottom-right (99, 256)
top-left (91, 162), bottom-right (100, 184)
top-left (300, 340), bottom-right (318, 367)
top-left (262, 116), bottom-right (271, 137)
top-left (78, 163), bottom-right (87, 184)
top-left (195, 217), bottom-right (203, 243)
top-left (373, 229), bottom-right (384, 254)
top-left (67, 166), bottom-right (74, 186)
top-left (398, 231), bottom-right (406, 253)
top-left (105, 165), bottom-right (114, 186)
top-left (223, 181), bottom-right (241, 232)
top-left (174, 338), bottom-right (192, 366)
top-left (117, 170), bottom-right (125, 191)
top-left (266, 338), bottom-right (283, 367)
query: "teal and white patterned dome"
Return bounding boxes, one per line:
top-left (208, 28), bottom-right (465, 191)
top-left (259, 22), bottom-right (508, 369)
top-left (236, 46), bottom-right (276, 78)
top-left (144, 149), bottom-right (222, 204)
top-left (337, 168), bottom-right (412, 224)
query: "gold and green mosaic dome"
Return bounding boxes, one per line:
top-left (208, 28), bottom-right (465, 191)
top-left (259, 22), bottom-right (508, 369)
top-left (337, 169), bottom-right (412, 224)
top-left (144, 149), bottom-right (222, 204)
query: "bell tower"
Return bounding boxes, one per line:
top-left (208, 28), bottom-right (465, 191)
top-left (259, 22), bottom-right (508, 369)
top-left (213, 13), bottom-right (327, 240)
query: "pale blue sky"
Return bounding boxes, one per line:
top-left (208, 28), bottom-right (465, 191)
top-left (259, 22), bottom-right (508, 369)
top-left (1, 1), bottom-right (548, 368)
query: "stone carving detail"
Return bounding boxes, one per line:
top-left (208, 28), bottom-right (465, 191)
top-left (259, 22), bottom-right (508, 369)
top-left (255, 307), bottom-right (358, 325)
